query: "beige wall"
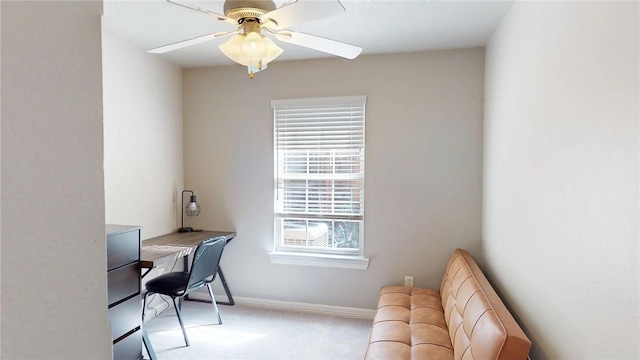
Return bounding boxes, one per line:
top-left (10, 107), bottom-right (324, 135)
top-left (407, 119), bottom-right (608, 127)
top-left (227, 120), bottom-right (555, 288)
top-left (483, 2), bottom-right (639, 359)
top-left (183, 49), bottom-right (485, 309)
top-left (1, 1), bottom-right (112, 358)
top-left (102, 32), bottom-right (184, 240)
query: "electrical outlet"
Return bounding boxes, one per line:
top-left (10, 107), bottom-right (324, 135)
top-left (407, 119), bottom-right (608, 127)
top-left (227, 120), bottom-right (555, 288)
top-left (404, 276), bottom-right (414, 287)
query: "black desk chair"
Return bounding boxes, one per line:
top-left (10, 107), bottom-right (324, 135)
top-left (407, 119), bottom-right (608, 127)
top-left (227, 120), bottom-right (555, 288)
top-left (142, 236), bottom-right (226, 347)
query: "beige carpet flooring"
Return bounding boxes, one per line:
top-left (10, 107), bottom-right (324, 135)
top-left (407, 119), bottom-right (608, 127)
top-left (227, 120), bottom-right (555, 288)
top-left (143, 301), bottom-right (373, 360)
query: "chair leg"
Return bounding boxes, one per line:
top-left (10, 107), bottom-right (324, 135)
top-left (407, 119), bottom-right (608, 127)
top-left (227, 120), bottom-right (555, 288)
top-left (172, 297), bottom-right (190, 347)
top-left (206, 283), bottom-right (222, 325)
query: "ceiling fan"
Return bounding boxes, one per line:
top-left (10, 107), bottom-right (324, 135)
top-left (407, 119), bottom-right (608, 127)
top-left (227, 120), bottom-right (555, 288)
top-left (148, 0), bottom-right (363, 78)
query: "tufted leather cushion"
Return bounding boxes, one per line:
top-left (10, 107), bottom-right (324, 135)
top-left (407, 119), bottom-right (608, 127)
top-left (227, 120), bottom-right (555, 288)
top-left (365, 249), bottom-right (531, 360)
top-left (366, 286), bottom-right (454, 360)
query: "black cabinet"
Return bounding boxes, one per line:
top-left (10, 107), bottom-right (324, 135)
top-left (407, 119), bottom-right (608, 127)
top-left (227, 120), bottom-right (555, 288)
top-left (107, 225), bottom-right (142, 360)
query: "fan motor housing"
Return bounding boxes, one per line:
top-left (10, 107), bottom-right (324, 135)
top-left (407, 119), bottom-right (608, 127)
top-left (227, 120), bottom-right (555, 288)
top-left (223, 0), bottom-right (276, 20)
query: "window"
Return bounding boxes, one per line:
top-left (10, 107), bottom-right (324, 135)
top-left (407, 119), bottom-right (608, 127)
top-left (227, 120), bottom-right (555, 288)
top-left (271, 96), bottom-right (367, 266)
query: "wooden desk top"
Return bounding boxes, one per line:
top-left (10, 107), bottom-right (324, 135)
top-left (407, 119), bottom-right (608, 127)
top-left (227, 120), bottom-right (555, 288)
top-left (141, 230), bottom-right (236, 269)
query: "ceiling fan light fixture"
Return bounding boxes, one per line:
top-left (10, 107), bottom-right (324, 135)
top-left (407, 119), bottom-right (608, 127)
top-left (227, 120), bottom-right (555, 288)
top-left (219, 31), bottom-right (283, 75)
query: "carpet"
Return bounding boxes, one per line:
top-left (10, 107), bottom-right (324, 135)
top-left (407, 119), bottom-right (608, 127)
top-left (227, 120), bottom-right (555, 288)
top-left (143, 300), bottom-right (373, 360)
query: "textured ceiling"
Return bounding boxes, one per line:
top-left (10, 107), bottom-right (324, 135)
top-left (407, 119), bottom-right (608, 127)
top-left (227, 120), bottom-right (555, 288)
top-left (102, 0), bottom-right (514, 68)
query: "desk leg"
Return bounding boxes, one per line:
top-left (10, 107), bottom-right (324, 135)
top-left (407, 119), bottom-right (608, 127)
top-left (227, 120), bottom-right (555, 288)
top-left (215, 267), bottom-right (235, 305)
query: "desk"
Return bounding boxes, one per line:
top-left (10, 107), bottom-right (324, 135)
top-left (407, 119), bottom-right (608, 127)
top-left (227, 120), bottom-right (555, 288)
top-left (141, 230), bottom-right (237, 305)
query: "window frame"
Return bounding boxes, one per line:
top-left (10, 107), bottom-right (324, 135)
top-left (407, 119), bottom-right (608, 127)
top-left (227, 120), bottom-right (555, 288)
top-left (270, 96), bottom-right (368, 267)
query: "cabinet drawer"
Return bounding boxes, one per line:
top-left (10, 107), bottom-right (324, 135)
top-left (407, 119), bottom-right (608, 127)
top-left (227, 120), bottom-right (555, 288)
top-left (108, 262), bottom-right (140, 306)
top-left (109, 295), bottom-right (141, 341)
top-left (107, 229), bottom-right (140, 270)
top-left (113, 328), bottom-right (142, 360)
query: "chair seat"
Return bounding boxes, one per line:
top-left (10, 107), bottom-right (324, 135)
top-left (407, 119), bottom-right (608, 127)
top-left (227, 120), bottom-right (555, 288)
top-left (145, 272), bottom-right (189, 296)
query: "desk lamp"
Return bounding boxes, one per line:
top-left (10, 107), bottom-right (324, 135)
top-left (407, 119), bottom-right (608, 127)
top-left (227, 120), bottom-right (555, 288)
top-left (178, 190), bottom-right (201, 233)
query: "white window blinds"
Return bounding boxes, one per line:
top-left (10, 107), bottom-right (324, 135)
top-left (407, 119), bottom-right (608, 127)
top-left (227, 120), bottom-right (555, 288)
top-left (272, 96), bottom-right (366, 222)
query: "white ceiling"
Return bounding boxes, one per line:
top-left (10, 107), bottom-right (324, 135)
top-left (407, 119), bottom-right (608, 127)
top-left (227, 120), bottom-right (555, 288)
top-left (102, 0), bottom-right (514, 68)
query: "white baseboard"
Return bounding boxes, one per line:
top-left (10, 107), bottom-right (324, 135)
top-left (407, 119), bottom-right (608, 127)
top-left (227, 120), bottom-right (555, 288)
top-left (188, 292), bottom-right (376, 320)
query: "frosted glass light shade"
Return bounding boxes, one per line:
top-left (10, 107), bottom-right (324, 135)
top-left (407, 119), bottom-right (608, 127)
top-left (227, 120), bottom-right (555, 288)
top-left (262, 37), bottom-right (283, 62)
top-left (220, 32), bottom-right (283, 68)
top-left (219, 34), bottom-right (245, 63)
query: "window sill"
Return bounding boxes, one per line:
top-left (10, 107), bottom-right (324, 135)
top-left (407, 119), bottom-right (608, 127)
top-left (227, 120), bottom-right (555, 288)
top-left (268, 251), bottom-right (369, 270)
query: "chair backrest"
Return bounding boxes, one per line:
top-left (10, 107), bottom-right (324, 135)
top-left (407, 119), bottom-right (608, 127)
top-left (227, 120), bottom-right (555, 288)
top-left (185, 236), bottom-right (227, 293)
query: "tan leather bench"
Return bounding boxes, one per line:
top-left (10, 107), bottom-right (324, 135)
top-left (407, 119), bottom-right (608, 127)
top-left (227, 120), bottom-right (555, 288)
top-left (365, 249), bottom-right (531, 360)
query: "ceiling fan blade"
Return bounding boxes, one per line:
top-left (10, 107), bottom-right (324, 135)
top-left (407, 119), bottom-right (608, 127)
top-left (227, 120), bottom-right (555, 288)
top-left (148, 31), bottom-right (234, 54)
top-left (261, 0), bottom-right (345, 30)
top-left (166, 0), bottom-right (236, 25)
top-left (275, 31), bottom-right (362, 59)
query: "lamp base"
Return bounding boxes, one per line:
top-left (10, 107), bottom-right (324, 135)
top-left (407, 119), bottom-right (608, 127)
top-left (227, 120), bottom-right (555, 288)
top-left (178, 227), bottom-right (193, 233)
